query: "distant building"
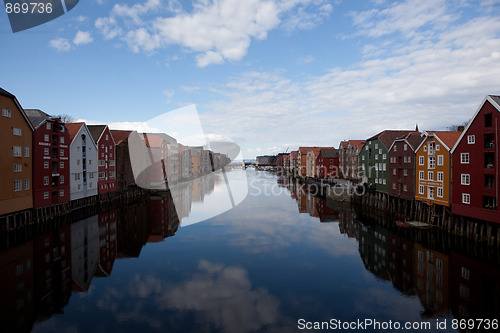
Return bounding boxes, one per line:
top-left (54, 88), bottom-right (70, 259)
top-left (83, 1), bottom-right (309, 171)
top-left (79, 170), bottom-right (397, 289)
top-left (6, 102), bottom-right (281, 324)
top-left (289, 151), bottom-right (298, 174)
top-left (25, 109), bottom-right (70, 208)
top-left (415, 131), bottom-right (461, 206)
top-left (88, 125), bottom-right (117, 194)
top-left (110, 130), bottom-right (135, 190)
top-left (451, 95), bottom-right (500, 223)
top-left (0, 87), bottom-right (33, 215)
top-left (345, 140), bottom-right (365, 181)
top-left (256, 155), bottom-right (277, 166)
top-left (316, 148), bottom-right (339, 178)
top-left (388, 132), bottom-right (423, 200)
top-left (66, 123), bottom-right (99, 200)
top-left (339, 141), bottom-right (349, 178)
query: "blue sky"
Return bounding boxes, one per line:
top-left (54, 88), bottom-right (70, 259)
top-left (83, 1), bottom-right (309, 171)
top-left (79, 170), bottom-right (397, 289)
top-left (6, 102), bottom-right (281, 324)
top-left (2, 0), bottom-right (500, 158)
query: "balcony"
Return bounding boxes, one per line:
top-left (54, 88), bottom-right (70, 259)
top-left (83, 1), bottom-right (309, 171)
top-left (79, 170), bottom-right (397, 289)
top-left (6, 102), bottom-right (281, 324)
top-left (485, 133), bottom-right (495, 149)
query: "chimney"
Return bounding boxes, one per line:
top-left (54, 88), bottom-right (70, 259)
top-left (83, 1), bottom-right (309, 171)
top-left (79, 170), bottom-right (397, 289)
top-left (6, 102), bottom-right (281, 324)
top-left (457, 125), bottom-right (465, 132)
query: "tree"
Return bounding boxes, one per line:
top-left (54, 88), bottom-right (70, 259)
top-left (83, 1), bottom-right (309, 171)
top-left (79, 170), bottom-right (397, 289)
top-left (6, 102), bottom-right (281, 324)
top-left (447, 119), bottom-right (470, 131)
top-left (55, 114), bottom-right (74, 123)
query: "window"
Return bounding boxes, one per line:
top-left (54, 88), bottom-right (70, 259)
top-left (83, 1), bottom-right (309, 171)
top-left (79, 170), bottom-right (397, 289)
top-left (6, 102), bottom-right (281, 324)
top-left (44, 148), bottom-right (49, 156)
top-left (437, 172), bottom-right (443, 181)
top-left (13, 164), bottom-right (22, 172)
top-left (106, 134), bottom-right (109, 140)
top-left (383, 179), bottom-right (386, 185)
top-left (461, 174), bottom-right (470, 185)
top-left (24, 147), bottom-right (29, 157)
top-left (419, 156), bottom-right (424, 165)
top-left (77, 159), bottom-right (80, 166)
top-left (383, 154), bottom-right (386, 160)
top-left (375, 143), bottom-right (378, 149)
top-left (362, 155), bottom-right (365, 161)
top-left (13, 128), bottom-right (22, 136)
top-left (485, 174), bottom-right (495, 188)
top-left (75, 173), bottom-right (80, 181)
top-left (424, 146), bottom-right (427, 152)
top-left (99, 160), bottom-right (105, 166)
top-left (403, 185), bottom-right (407, 192)
top-left (375, 154), bottom-right (378, 160)
top-left (2, 108), bottom-right (11, 117)
top-left (60, 136), bottom-right (64, 144)
top-left (60, 175), bottom-right (64, 184)
top-left (392, 183), bottom-right (396, 190)
top-left (462, 193), bottom-right (470, 204)
top-left (485, 133), bottom-right (495, 148)
top-left (404, 144), bottom-right (407, 151)
top-left (428, 156), bottom-right (435, 169)
top-left (403, 169), bottom-right (408, 176)
top-left (99, 172), bottom-right (105, 179)
top-left (428, 171), bottom-right (434, 180)
top-left (44, 161), bottom-right (49, 169)
top-left (393, 168), bottom-right (397, 175)
top-left (436, 144), bottom-right (440, 151)
top-left (394, 145), bottom-right (397, 152)
top-left (60, 149), bottom-right (64, 157)
top-left (60, 190), bottom-right (64, 197)
top-left (379, 148), bottom-right (382, 154)
top-left (437, 187), bottom-right (443, 198)
top-left (13, 145), bottom-right (22, 157)
top-left (419, 171), bottom-right (424, 180)
top-left (46, 122), bottom-right (51, 130)
top-left (89, 160), bottom-right (92, 165)
top-left (44, 176), bottom-right (49, 185)
top-left (109, 171), bottom-right (115, 179)
top-left (467, 135), bottom-right (475, 144)
top-left (485, 152), bottom-right (495, 168)
top-left (483, 196), bottom-right (496, 210)
top-left (428, 187), bottom-right (434, 199)
top-left (383, 163), bottom-right (386, 171)
top-left (419, 185), bottom-right (424, 194)
top-left (437, 155), bottom-right (443, 166)
top-left (44, 134), bottom-right (49, 142)
top-left (461, 153), bottom-right (469, 164)
top-left (43, 192), bottom-right (49, 200)
top-left (24, 179), bottom-right (29, 190)
top-left (485, 113), bottom-right (493, 127)
top-left (60, 161), bottom-right (64, 169)
top-left (101, 144), bottom-right (104, 149)
top-left (14, 180), bottom-right (22, 192)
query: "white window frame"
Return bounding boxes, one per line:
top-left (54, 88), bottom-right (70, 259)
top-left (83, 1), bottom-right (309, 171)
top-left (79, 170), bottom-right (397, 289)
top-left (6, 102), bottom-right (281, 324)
top-left (461, 153), bottom-right (469, 164)
top-left (419, 185), bottom-right (424, 194)
top-left (14, 180), bottom-right (22, 192)
top-left (437, 187), bottom-right (443, 198)
top-left (437, 172), bottom-right (443, 181)
top-left (13, 145), bottom-right (22, 157)
top-left (437, 155), bottom-right (444, 166)
top-left (461, 174), bottom-right (470, 185)
top-left (13, 127), bottom-right (22, 136)
top-left (419, 156), bottom-right (424, 165)
top-left (467, 135), bottom-right (475, 144)
top-left (2, 108), bottom-right (12, 117)
top-left (419, 171), bottom-right (424, 180)
top-left (462, 193), bottom-right (470, 204)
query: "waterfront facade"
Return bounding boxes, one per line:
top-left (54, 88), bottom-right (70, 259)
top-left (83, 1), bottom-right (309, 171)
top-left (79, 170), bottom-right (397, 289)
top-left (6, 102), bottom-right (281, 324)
top-left (346, 140), bottom-right (365, 181)
top-left (388, 133), bottom-right (423, 200)
top-left (339, 141), bottom-right (349, 179)
top-left (25, 109), bottom-right (70, 208)
top-left (359, 130), bottom-right (415, 192)
top-left (451, 95), bottom-right (500, 223)
top-left (110, 130), bottom-right (134, 190)
top-left (66, 123), bottom-right (99, 200)
top-left (415, 131), bottom-right (461, 206)
top-left (88, 125), bottom-right (117, 194)
top-left (0, 88), bottom-right (33, 215)
top-left (316, 148), bottom-right (339, 178)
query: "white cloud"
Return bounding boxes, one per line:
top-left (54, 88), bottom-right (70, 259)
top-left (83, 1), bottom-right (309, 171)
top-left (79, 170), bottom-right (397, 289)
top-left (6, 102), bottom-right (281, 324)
top-left (95, 0), bottom-right (334, 66)
top-left (73, 31), bottom-right (93, 45)
top-left (49, 38), bottom-right (71, 52)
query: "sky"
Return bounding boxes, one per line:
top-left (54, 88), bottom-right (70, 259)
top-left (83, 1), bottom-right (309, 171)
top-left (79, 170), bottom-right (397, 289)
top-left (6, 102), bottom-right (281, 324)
top-left (2, 0), bottom-right (500, 159)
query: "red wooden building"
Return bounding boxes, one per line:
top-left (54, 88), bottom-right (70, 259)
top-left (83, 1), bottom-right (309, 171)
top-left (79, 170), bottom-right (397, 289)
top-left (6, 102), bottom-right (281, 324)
top-left (388, 132), bottom-right (423, 200)
top-left (25, 110), bottom-right (70, 208)
top-left (451, 95), bottom-right (500, 223)
top-left (88, 125), bottom-right (117, 194)
top-left (316, 148), bottom-right (339, 178)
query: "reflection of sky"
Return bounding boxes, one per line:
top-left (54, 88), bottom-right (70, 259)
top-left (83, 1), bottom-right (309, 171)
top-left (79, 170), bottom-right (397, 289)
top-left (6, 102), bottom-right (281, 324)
top-left (32, 171), bottom-right (451, 333)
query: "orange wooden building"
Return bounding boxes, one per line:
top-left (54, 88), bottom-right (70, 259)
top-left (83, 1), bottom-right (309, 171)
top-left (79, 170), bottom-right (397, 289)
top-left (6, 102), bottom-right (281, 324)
top-left (415, 131), bottom-right (461, 206)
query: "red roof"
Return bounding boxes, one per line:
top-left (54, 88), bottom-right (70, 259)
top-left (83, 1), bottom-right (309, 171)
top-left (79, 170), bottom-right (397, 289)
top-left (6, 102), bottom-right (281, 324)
top-left (340, 141), bottom-right (349, 148)
top-left (348, 140), bottom-right (366, 150)
top-left (66, 122), bottom-right (85, 142)
top-left (427, 131), bottom-right (462, 150)
top-left (110, 130), bottom-right (133, 145)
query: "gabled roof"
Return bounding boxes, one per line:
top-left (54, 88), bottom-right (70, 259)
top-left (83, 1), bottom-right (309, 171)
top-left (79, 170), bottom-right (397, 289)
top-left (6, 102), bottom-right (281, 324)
top-left (348, 140), bottom-right (366, 150)
top-left (24, 109), bottom-right (52, 129)
top-left (319, 148), bottom-right (338, 158)
top-left (367, 130), bottom-right (419, 149)
top-left (0, 87), bottom-right (34, 132)
top-left (418, 131), bottom-right (461, 152)
top-left (389, 132), bottom-right (423, 152)
top-left (110, 130), bottom-right (133, 145)
top-left (66, 122), bottom-right (85, 142)
top-left (339, 141), bottom-right (349, 148)
top-left (452, 94), bottom-right (500, 153)
top-left (87, 125), bottom-right (107, 143)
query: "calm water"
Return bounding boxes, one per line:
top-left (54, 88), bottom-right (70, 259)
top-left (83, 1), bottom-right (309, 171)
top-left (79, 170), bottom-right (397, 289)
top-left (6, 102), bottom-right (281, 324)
top-left (1, 169), bottom-right (499, 332)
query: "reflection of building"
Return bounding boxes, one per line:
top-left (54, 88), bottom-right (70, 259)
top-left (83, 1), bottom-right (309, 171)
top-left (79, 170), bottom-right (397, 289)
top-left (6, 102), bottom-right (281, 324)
top-left (387, 232), bottom-right (415, 295)
top-left (71, 215), bottom-right (99, 292)
top-left (95, 210), bottom-right (118, 277)
top-left (33, 226), bottom-right (72, 319)
top-left (117, 200), bottom-right (151, 258)
top-left (414, 243), bottom-right (449, 317)
top-left (178, 144), bottom-right (192, 180)
top-left (0, 87), bottom-right (33, 216)
top-left (67, 123), bottom-right (99, 200)
top-left (358, 224), bottom-right (389, 280)
top-left (25, 109), bottom-right (71, 208)
top-left (0, 240), bottom-right (35, 332)
top-left (338, 209), bottom-right (358, 239)
top-left (449, 251), bottom-right (500, 319)
top-left (149, 192), bottom-right (180, 242)
top-left (88, 125), bottom-right (117, 194)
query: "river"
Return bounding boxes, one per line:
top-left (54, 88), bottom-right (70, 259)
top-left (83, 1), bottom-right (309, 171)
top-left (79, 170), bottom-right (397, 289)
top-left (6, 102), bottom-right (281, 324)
top-left (1, 169), bottom-right (498, 332)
